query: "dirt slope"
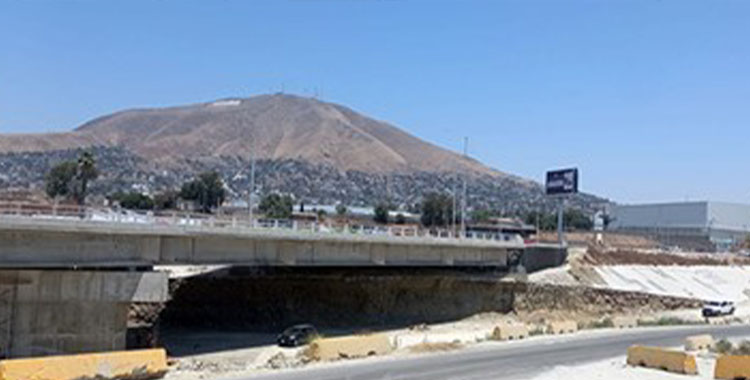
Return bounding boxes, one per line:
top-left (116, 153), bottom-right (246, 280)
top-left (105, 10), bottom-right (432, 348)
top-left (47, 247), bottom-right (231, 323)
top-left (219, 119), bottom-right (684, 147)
top-left (0, 94), bottom-right (517, 178)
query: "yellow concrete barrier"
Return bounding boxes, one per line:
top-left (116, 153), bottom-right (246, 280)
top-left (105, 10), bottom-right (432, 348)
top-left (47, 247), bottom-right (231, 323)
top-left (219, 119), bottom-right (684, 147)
top-left (308, 334), bottom-right (393, 361)
top-left (547, 320), bottom-right (577, 335)
top-left (612, 316), bottom-right (637, 329)
top-left (684, 334), bottom-right (713, 351)
top-left (491, 324), bottom-right (529, 341)
top-left (626, 345), bottom-right (697, 375)
top-left (714, 355), bottom-right (750, 380)
top-left (0, 349), bottom-right (167, 380)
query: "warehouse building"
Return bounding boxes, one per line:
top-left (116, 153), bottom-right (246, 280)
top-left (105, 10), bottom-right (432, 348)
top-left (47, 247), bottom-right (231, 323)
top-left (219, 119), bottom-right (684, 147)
top-left (612, 201), bottom-right (750, 252)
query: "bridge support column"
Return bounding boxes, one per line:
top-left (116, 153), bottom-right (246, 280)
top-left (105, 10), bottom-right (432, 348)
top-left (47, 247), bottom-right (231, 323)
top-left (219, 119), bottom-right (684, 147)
top-left (0, 270), bottom-right (167, 359)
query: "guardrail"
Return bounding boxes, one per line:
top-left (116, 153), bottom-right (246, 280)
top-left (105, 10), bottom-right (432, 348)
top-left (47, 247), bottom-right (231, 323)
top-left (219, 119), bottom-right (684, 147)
top-left (0, 203), bottom-right (525, 245)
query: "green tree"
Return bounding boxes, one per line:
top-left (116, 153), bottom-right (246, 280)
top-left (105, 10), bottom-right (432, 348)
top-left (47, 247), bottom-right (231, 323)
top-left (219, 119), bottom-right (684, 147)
top-left (335, 204), bottom-right (348, 217)
top-left (45, 161), bottom-right (77, 200)
top-left (471, 209), bottom-right (493, 224)
top-left (73, 151), bottom-right (98, 205)
top-left (523, 209), bottom-right (593, 231)
top-left (153, 190), bottom-right (178, 210)
top-left (565, 209), bottom-right (593, 231)
top-left (523, 211), bottom-right (557, 231)
top-left (394, 213), bottom-right (407, 225)
top-left (179, 171), bottom-right (226, 213)
top-left (373, 203), bottom-right (389, 224)
top-left (44, 151), bottom-right (98, 205)
top-left (112, 192), bottom-right (154, 210)
top-left (258, 193), bottom-right (294, 219)
top-left (420, 192), bottom-right (454, 227)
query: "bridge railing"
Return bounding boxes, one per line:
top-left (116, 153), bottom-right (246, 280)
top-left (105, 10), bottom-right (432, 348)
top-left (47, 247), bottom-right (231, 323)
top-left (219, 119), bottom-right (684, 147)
top-left (0, 202), bottom-right (524, 245)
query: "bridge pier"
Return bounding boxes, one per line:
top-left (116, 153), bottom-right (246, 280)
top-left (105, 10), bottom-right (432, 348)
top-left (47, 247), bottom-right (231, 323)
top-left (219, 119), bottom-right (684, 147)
top-left (0, 270), bottom-right (167, 359)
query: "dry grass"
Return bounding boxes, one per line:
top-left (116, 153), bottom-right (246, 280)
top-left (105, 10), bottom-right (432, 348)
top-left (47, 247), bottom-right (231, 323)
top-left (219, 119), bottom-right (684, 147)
top-left (408, 342), bottom-right (463, 353)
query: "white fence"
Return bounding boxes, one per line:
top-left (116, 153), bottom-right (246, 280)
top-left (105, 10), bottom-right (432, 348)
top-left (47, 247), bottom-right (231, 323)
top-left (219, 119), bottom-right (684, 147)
top-left (0, 203), bottom-right (524, 245)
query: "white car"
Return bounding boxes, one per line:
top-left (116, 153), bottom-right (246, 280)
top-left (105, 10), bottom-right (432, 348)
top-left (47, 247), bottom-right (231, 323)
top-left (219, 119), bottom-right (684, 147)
top-left (702, 301), bottom-right (735, 317)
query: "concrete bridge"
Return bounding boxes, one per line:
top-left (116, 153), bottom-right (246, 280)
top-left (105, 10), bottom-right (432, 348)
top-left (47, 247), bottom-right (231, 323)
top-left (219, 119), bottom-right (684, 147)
top-left (0, 212), bottom-right (565, 359)
top-left (0, 216), bottom-right (542, 269)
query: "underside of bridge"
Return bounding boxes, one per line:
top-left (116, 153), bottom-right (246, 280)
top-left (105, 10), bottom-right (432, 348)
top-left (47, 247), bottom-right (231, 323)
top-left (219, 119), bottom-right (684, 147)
top-left (160, 267), bottom-right (523, 332)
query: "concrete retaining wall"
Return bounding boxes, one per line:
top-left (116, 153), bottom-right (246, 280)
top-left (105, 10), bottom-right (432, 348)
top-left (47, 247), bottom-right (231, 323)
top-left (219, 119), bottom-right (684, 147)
top-left (162, 271), bottom-right (517, 329)
top-left (714, 355), bottom-right (750, 380)
top-left (308, 334), bottom-right (392, 361)
top-left (684, 335), bottom-right (713, 351)
top-left (492, 324), bottom-right (528, 341)
top-left (546, 320), bottom-right (577, 335)
top-left (626, 345), bottom-right (697, 375)
top-left (522, 246), bottom-right (567, 273)
top-left (612, 316), bottom-right (637, 329)
top-left (0, 270), bottom-right (167, 359)
top-left (0, 348), bottom-right (167, 380)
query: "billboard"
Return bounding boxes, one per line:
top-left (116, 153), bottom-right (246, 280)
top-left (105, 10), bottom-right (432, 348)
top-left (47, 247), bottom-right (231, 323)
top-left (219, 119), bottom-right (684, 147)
top-left (546, 168), bottom-right (578, 195)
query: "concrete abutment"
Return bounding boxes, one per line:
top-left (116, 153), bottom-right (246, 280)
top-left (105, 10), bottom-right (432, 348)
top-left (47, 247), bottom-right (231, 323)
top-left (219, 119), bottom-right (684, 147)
top-left (0, 270), bottom-right (168, 359)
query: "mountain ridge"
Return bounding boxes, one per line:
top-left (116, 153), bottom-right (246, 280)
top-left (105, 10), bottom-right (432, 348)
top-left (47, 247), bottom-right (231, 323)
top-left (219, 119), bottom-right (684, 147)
top-left (0, 94), bottom-right (604, 212)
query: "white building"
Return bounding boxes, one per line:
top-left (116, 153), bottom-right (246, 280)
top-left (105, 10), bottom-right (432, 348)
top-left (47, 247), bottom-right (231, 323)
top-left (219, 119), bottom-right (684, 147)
top-left (612, 201), bottom-right (750, 251)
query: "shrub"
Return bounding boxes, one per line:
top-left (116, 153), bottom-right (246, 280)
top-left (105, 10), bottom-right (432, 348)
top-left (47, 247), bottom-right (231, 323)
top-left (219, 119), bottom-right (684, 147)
top-left (587, 318), bottom-right (614, 329)
top-left (734, 340), bottom-right (750, 355)
top-left (713, 339), bottom-right (733, 354)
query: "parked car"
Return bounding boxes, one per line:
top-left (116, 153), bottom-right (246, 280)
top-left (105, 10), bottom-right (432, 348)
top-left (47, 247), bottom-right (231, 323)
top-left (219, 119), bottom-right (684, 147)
top-left (702, 301), bottom-right (735, 317)
top-left (277, 324), bottom-right (318, 347)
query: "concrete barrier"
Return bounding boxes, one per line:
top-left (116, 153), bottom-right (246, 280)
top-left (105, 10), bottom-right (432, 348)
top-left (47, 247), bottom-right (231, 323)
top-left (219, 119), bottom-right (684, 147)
top-left (626, 345), bottom-right (697, 375)
top-left (684, 334), bottom-right (713, 351)
top-left (612, 316), bottom-right (637, 329)
top-left (0, 349), bottom-right (167, 380)
top-left (308, 334), bottom-right (393, 361)
top-left (715, 355), bottom-right (750, 380)
top-left (491, 324), bottom-right (529, 341)
top-left (547, 320), bottom-right (577, 335)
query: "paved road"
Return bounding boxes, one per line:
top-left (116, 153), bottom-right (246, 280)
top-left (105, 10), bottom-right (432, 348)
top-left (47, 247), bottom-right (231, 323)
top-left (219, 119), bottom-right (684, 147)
top-left (243, 324), bottom-right (750, 380)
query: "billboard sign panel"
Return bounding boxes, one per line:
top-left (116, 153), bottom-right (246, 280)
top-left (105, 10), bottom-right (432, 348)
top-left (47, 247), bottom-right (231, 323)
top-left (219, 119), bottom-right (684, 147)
top-left (546, 168), bottom-right (578, 195)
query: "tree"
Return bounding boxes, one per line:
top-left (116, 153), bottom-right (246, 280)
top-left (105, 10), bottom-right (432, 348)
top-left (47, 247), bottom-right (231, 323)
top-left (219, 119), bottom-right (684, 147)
top-left (336, 204), bottom-right (348, 217)
top-left (523, 211), bottom-right (557, 231)
top-left (179, 171), bottom-right (226, 213)
top-left (45, 161), bottom-right (77, 200)
top-left (44, 151), bottom-right (98, 205)
top-left (420, 192), bottom-right (454, 227)
top-left (153, 190), bottom-right (178, 210)
top-left (258, 193), bottom-right (294, 219)
top-left (73, 151), bottom-right (98, 205)
top-left (395, 213), bottom-right (407, 225)
top-left (373, 203), bottom-right (389, 224)
top-left (112, 192), bottom-right (154, 210)
top-left (523, 209), bottom-right (593, 231)
top-left (565, 209), bottom-right (593, 231)
top-left (471, 209), bottom-right (493, 224)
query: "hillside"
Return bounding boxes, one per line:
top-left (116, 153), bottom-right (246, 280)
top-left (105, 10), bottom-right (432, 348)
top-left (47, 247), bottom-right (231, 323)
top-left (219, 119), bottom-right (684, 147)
top-left (1, 94), bottom-right (510, 177)
top-left (0, 94), bottom-right (606, 212)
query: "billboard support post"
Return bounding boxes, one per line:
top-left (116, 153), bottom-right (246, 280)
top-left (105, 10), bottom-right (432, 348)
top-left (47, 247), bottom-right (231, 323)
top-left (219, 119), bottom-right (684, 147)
top-left (545, 168), bottom-right (578, 248)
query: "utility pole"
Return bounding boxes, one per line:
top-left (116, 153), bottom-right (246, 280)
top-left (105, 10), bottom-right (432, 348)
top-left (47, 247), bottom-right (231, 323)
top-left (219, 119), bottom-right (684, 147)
top-left (452, 180), bottom-right (457, 236)
top-left (248, 136), bottom-right (256, 225)
top-left (461, 137), bottom-right (468, 238)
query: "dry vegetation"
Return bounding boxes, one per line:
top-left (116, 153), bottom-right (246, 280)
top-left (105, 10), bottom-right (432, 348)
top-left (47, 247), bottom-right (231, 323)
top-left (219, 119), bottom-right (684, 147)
top-left (407, 342), bottom-right (464, 353)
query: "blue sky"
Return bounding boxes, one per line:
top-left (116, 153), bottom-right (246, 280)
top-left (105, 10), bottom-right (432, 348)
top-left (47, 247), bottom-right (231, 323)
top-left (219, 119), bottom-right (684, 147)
top-left (1, 0), bottom-right (748, 204)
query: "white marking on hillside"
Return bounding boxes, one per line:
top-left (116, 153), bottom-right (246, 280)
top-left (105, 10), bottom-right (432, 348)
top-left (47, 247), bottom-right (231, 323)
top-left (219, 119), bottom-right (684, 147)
top-left (211, 99), bottom-right (241, 107)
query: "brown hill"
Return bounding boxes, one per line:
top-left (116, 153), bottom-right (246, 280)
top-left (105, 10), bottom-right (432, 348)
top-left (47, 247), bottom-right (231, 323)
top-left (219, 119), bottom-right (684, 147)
top-left (0, 94), bottom-right (517, 179)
